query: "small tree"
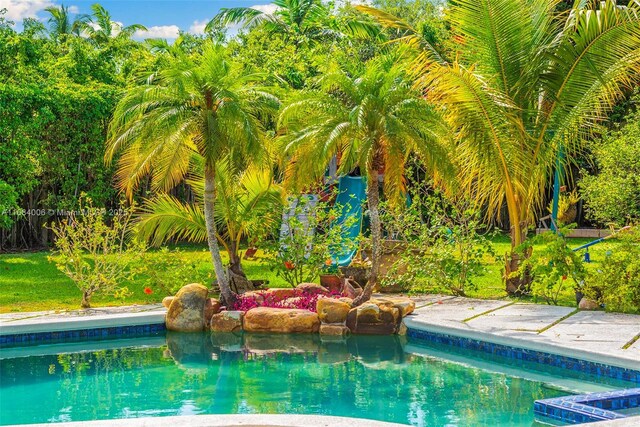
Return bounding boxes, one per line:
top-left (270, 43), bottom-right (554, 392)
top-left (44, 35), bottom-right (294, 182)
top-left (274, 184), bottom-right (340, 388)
top-left (580, 108), bottom-right (640, 227)
top-left (48, 199), bottom-right (144, 308)
top-left (515, 230), bottom-right (586, 305)
top-left (382, 188), bottom-right (494, 297)
top-left (262, 196), bottom-right (359, 287)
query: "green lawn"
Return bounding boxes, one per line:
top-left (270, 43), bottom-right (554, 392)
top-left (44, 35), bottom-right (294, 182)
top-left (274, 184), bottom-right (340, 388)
top-left (0, 235), bottom-right (620, 313)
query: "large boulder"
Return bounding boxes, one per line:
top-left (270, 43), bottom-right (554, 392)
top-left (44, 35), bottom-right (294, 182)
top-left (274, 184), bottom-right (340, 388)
top-left (162, 296), bottom-right (175, 309)
top-left (203, 298), bottom-right (222, 324)
top-left (341, 280), bottom-right (363, 299)
top-left (370, 296), bottom-right (415, 317)
top-left (346, 302), bottom-right (401, 335)
top-left (166, 283), bottom-right (209, 332)
top-left (210, 310), bottom-right (244, 333)
top-left (244, 307), bottom-right (320, 333)
top-left (316, 297), bottom-right (351, 324)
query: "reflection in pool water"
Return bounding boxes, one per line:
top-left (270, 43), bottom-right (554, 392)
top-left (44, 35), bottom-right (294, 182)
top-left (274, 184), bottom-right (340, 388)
top-left (0, 332), bottom-right (624, 426)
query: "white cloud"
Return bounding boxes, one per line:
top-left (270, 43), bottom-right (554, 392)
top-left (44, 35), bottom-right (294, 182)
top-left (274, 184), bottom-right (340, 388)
top-left (189, 19), bottom-right (208, 35)
top-left (250, 3), bottom-right (279, 15)
top-left (67, 5), bottom-right (79, 14)
top-left (134, 24), bottom-right (180, 39)
top-left (0, 0), bottom-right (54, 22)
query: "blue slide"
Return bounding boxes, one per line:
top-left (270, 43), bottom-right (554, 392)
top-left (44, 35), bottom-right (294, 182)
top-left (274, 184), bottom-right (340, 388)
top-left (329, 176), bottom-right (366, 267)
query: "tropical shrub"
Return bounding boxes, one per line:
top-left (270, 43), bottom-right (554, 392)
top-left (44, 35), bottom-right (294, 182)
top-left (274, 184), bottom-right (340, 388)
top-left (359, 0), bottom-right (640, 295)
top-left (0, 180), bottom-right (19, 229)
top-left (580, 108), bottom-right (640, 226)
top-left (515, 230), bottom-right (586, 305)
top-left (582, 228), bottom-right (640, 313)
top-left (381, 189), bottom-right (494, 297)
top-left (48, 198), bottom-right (144, 308)
top-left (134, 247), bottom-right (213, 296)
top-left (261, 196), bottom-right (359, 287)
top-left (232, 288), bottom-right (342, 312)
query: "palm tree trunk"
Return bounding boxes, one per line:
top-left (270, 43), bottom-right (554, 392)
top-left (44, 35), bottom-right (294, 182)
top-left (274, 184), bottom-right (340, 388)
top-left (353, 166), bottom-right (381, 307)
top-left (226, 240), bottom-right (253, 294)
top-left (504, 208), bottom-right (532, 296)
top-left (204, 164), bottom-right (235, 307)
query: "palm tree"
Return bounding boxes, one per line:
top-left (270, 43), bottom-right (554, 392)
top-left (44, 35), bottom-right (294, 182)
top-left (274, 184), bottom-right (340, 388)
top-left (80, 3), bottom-right (146, 45)
top-left (359, 0), bottom-right (640, 294)
top-left (208, 0), bottom-right (329, 42)
top-left (278, 52), bottom-right (453, 305)
top-left (44, 4), bottom-right (86, 39)
top-left (106, 44), bottom-right (279, 305)
top-left (207, 0), bottom-right (378, 44)
top-left (136, 159), bottom-right (283, 290)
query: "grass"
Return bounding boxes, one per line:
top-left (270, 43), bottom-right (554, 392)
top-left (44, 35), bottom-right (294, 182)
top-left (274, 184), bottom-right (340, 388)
top-left (0, 234), bottom-right (621, 313)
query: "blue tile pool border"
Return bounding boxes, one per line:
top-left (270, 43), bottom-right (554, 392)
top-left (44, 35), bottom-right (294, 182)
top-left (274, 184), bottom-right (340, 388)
top-left (0, 323), bottom-right (166, 347)
top-left (406, 327), bottom-right (640, 384)
top-left (407, 327), bottom-right (640, 424)
top-left (534, 388), bottom-right (640, 424)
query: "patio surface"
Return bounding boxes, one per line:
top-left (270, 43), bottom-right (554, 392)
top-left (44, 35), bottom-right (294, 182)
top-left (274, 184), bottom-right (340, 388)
top-left (405, 295), bottom-right (640, 371)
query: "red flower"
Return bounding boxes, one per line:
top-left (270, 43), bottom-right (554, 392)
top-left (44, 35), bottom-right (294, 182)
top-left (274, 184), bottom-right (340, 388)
top-left (144, 287), bottom-right (153, 295)
top-left (284, 261), bottom-right (295, 270)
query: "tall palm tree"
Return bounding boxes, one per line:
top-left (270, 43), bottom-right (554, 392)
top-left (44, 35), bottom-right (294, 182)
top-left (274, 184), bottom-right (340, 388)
top-left (106, 44), bottom-right (279, 305)
top-left (80, 3), bottom-right (146, 45)
top-left (44, 4), bottom-right (86, 39)
top-left (136, 159), bottom-right (283, 288)
top-left (208, 0), bottom-right (330, 42)
top-left (359, 0), bottom-right (640, 294)
top-left (278, 52), bottom-right (453, 305)
top-left (207, 0), bottom-right (378, 44)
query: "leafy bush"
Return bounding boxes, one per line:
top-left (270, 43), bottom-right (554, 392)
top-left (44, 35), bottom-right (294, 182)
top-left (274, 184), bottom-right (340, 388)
top-left (134, 247), bottom-right (213, 296)
top-left (381, 190), bottom-right (494, 296)
top-left (232, 289), bottom-right (342, 312)
top-left (260, 195), bottom-right (359, 287)
top-left (580, 108), bottom-right (640, 226)
top-left (582, 228), bottom-right (640, 313)
top-left (48, 198), bottom-right (144, 308)
top-left (0, 180), bottom-right (19, 229)
top-left (516, 230), bottom-right (586, 305)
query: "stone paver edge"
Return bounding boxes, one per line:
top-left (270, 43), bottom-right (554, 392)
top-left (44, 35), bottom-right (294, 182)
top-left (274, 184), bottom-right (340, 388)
top-left (404, 317), bottom-right (640, 371)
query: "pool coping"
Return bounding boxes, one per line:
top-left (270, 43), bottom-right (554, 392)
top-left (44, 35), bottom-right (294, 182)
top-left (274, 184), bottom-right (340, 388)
top-left (405, 321), bottom-right (640, 425)
top-left (533, 388), bottom-right (640, 424)
top-left (2, 414), bottom-right (410, 427)
top-left (404, 317), bottom-right (640, 374)
top-left (0, 306), bottom-right (166, 346)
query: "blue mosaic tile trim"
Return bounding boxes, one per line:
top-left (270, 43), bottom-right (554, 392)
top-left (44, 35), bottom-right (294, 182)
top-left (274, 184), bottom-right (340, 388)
top-left (406, 327), bottom-right (640, 384)
top-left (534, 388), bottom-right (640, 424)
top-left (0, 323), bottom-right (166, 347)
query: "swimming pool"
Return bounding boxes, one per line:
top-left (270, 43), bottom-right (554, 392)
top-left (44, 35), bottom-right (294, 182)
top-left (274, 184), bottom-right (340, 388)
top-left (0, 332), bottom-right (634, 426)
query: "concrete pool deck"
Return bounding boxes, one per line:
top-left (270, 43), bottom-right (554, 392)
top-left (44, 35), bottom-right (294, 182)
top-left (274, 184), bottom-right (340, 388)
top-left (405, 295), bottom-right (640, 371)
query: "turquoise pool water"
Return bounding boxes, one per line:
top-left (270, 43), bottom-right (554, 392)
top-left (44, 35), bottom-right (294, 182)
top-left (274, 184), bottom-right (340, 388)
top-left (0, 332), bottom-right (632, 426)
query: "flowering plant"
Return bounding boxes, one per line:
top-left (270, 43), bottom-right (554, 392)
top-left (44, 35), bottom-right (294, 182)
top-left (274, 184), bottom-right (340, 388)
top-left (260, 194), bottom-right (359, 287)
top-left (232, 288), bottom-right (342, 312)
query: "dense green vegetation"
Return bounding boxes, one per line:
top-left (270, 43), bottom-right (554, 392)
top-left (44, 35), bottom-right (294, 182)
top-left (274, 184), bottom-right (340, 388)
top-left (1, 0), bottom-right (639, 313)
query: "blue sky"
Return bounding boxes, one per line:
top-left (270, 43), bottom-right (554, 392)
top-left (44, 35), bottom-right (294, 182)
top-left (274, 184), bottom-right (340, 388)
top-left (1, 0), bottom-right (277, 39)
